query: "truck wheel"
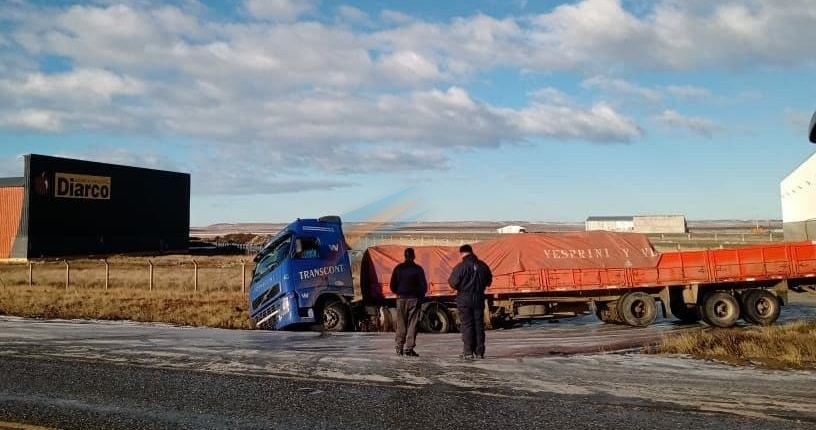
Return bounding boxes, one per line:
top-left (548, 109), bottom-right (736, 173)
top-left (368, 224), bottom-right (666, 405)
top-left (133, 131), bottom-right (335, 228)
top-left (421, 304), bottom-right (451, 333)
top-left (701, 292), bottom-right (740, 328)
top-left (320, 300), bottom-right (350, 332)
top-left (594, 301), bottom-right (621, 323)
top-left (617, 292), bottom-right (658, 327)
top-left (741, 290), bottom-right (780, 326)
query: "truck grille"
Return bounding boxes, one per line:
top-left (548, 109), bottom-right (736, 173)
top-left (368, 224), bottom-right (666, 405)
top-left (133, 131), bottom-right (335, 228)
top-left (252, 283), bottom-right (281, 310)
top-left (252, 302), bottom-right (280, 329)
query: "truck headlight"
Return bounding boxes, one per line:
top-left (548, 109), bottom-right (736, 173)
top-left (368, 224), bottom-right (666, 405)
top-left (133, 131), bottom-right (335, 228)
top-left (280, 295), bottom-right (291, 315)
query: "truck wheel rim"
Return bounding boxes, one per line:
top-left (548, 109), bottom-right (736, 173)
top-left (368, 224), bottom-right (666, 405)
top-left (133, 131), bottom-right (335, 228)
top-left (714, 301), bottom-right (733, 317)
top-left (754, 297), bottom-right (772, 316)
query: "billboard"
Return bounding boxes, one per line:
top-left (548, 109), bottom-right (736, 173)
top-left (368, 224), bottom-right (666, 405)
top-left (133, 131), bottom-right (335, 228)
top-left (24, 154), bottom-right (190, 257)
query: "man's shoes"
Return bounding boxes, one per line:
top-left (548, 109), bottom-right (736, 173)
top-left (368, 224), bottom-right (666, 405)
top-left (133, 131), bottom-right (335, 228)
top-left (459, 353), bottom-right (475, 359)
top-left (395, 346), bottom-right (403, 356)
top-left (476, 353), bottom-right (485, 359)
top-left (404, 349), bottom-right (419, 357)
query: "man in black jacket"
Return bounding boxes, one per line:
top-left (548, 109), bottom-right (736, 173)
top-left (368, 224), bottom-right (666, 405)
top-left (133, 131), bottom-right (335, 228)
top-left (390, 248), bottom-right (428, 357)
top-left (448, 244), bottom-right (492, 359)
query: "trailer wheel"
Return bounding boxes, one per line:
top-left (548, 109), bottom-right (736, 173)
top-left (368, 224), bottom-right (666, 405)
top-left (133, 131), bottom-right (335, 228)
top-left (701, 292), bottom-right (740, 328)
top-left (594, 301), bottom-right (621, 324)
top-left (421, 304), bottom-right (451, 333)
top-left (320, 300), bottom-right (350, 332)
top-left (617, 292), bottom-right (658, 327)
top-left (741, 290), bottom-right (781, 326)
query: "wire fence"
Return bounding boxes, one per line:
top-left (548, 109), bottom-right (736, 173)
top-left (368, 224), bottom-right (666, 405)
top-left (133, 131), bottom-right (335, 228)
top-left (0, 259), bottom-right (253, 292)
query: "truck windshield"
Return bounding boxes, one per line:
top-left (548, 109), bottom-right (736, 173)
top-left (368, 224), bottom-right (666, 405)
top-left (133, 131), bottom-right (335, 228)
top-left (252, 235), bottom-right (292, 281)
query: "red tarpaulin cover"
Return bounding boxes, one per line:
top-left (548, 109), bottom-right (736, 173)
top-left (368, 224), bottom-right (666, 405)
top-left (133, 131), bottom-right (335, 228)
top-left (360, 231), bottom-right (660, 300)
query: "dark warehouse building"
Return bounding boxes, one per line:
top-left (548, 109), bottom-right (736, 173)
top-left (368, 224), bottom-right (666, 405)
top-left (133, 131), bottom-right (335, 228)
top-left (0, 154), bottom-right (190, 259)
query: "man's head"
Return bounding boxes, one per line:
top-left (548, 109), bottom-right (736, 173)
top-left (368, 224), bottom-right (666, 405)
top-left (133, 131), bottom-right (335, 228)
top-left (404, 247), bottom-right (416, 262)
top-left (459, 244), bottom-right (473, 256)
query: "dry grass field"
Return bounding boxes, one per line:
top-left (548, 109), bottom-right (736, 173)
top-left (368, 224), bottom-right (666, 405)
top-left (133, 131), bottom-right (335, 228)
top-left (0, 287), bottom-right (250, 329)
top-left (0, 255), bottom-right (255, 329)
top-left (0, 255), bottom-right (251, 291)
top-left (658, 321), bottom-right (816, 369)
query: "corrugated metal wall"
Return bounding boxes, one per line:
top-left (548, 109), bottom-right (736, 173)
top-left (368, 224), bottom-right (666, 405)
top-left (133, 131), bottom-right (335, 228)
top-left (0, 186), bottom-right (24, 258)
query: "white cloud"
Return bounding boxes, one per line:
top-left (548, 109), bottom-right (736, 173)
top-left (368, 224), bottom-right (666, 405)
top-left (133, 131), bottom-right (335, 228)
top-left (5, 0), bottom-right (810, 193)
top-left (380, 10), bottom-right (414, 25)
top-left (245, 0), bottom-right (316, 22)
top-left (337, 5), bottom-right (370, 26)
top-left (0, 109), bottom-right (62, 132)
top-left (656, 109), bottom-right (725, 138)
top-left (377, 51), bottom-right (444, 84)
top-left (582, 76), bottom-right (662, 103)
top-left (508, 102), bottom-right (643, 142)
top-left (0, 68), bottom-right (145, 100)
top-left (529, 87), bottom-right (573, 106)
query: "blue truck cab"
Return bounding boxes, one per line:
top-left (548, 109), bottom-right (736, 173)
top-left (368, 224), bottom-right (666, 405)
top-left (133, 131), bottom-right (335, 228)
top-left (248, 216), bottom-right (355, 331)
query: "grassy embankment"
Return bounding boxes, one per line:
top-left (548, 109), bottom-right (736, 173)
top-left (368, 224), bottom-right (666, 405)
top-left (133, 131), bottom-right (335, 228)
top-left (0, 255), bottom-right (253, 329)
top-left (658, 321), bottom-right (816, 369)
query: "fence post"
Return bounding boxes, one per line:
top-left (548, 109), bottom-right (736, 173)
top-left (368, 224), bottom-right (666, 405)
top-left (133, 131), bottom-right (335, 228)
top-left (241, 260), bottom-right (246, 293)
top-left (193, 259), bottom-right (198, 292)
top-left (28, 261), bottom-right (33, 287)
top-left (64, 260), bottom-right (70, 289)
top-left (148, 260), bottom-right (154, 291)
top-left (103, 259), bottom-right (110, 290)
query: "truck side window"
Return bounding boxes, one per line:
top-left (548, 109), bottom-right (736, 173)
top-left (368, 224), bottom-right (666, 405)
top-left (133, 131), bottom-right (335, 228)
top-left (295, 237), bottom-right (320, 259)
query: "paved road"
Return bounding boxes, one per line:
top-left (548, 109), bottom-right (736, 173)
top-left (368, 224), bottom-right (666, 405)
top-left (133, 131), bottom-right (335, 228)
top-left (1, 296), bottom-right (815, 429)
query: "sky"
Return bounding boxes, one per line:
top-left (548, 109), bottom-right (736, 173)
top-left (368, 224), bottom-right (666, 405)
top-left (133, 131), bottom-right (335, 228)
top-left (0, 0), bottom-right (814, 226)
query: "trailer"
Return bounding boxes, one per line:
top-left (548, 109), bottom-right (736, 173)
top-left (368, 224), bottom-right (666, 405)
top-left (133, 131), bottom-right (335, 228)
top-left (365, 241), bottom-right (816, 331)
top-left (247, 216), bottom-right (815, 332)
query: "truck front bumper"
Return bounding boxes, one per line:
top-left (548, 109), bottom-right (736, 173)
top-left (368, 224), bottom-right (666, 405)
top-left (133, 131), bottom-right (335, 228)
top-left (251, 294), bottom-right (315, 330)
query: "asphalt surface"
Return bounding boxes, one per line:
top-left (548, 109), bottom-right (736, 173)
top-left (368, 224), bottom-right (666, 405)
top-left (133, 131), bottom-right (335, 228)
top-left (0, 294), bottom-right (815, 430)
top-left (1, 356), bottom-right (810, 430)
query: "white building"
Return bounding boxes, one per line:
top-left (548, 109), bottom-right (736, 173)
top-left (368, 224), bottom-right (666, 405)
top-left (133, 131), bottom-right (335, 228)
top-left (781, 152), bottom-right (816, 240)
top-left (585, 216), bottom-right (634, 232)
top-left (497, 225), bottom-right (527, 234)
top-left (633, 215), bottom-right (687, 234)
top-left (586, 215), bottom-right (687, 233)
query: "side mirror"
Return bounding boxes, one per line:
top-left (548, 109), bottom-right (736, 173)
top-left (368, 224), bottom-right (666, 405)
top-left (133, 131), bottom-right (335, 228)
top-left (810, 111), bottom-right (816, 143)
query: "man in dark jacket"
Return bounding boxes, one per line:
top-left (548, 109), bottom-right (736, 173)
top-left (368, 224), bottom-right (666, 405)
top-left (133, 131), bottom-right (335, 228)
top-left (390, 247), bottom-right (428, 357)
top-left (448, 244), bottom-right (492, 359)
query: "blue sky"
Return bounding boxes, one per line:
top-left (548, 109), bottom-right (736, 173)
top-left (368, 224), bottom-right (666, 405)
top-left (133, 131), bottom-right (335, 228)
top-left (0, 0), bottom-right (814, 226)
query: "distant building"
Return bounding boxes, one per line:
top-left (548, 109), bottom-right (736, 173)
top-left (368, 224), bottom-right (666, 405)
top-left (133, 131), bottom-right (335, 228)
top-left (585, 216), bottom-right (634, 232)
top-left (0, 154), bottom-right (190, 260)
top-left (496, 225), bottom-right (527, 234)
top-left (586, 215), bottom-right (687, 233)
top-left (781, 152), bottom-right (816, 240)
top-left (633, 215), bottom-right (687, 234)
